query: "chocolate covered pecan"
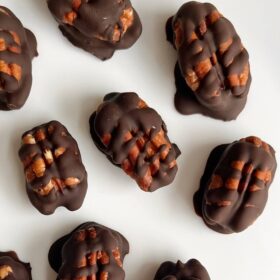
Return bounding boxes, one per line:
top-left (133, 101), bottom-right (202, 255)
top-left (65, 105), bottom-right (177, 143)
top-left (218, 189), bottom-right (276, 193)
top-left (194, 136), bottom-right (277, 234)
top-left (0, 6), bottom-right (37, 110)
top-left (48, 222), bottom-right (129, 280)
top-left (154, 259), bottom-right (211, 280)
top-left (0, 251), bottom-right (32, 280)
top-left (47, 0), bottom-right (142, 60)
top-left (18, 121), bottom-right (87, 215)
top-left (89, 92), bottom-right (180, 192)
top-left (166, 2), bottom-right (251, 120)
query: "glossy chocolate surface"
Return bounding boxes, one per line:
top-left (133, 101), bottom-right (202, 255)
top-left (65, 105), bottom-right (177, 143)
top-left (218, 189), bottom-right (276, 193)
top-left (0, 6), bottom-right (37, 110)
top-left (0, 251), bottom-right (32, 280)
top-left (194, 136), bottom-right (277, 233)
top-left (166, 1), bottom-right (251, 120)
top-left (47, 0), bottom-right (142, 60)
top-left (154, 259), bottom-right (210, 280)
top-left (89, 92), bottom-right (180, 192)
top-left (18, 121), bottom-right (87, 215)
top-left (49, 222), bottom-right (129, 280)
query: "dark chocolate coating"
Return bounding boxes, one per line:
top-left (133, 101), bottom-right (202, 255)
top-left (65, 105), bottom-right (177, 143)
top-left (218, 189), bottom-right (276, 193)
top-left (0, 6), bottom-right (37, 110)
top-left (154, 259), bottom-right (210, 280)
top-left (0, 251), bottom-right (32, 280)
top-left (18, 120), bottom-right (88, 215)
top-left (47, 0), bottom-right (142, 60)
top-left (166, 2), bottom-right (251, 121)
top-left (194, 137), bottom-right (277, 234)
top-left (48, 222), bottom-right (129, 280)
top-left (89, 92), bottom-right (181, 192)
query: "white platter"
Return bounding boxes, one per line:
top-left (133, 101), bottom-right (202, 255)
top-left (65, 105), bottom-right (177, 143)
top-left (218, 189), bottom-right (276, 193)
top-left (1, 0), bottom-right (280, 279)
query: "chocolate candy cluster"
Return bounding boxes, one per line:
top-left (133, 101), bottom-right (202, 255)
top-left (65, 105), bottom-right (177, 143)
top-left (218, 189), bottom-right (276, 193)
top-left (47, 0), bottom-right (142, 60)
top-left (166, 2), bottom-right (251, 120)
top-left (48, 222), bottom-right (129, 280)
top-left (90, 92), bottom-right (180, 192)
top-left (194, 136), bottom-right (277, 233)
top-left (0, 6), bottom-right (37, 110)
top-left (18, 121), bottom-right (88, 215)
top-left (0, 251), bottom-right (32, 280)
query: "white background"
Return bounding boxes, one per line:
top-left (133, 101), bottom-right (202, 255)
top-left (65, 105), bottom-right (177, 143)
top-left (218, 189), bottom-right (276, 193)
top-left (1, 0), bottom-right (280, 279)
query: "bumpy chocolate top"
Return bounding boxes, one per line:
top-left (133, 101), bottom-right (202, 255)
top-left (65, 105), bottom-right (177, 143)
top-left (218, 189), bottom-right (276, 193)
top-left (18, 121), bottom-right (87, 215)
top-left (0, 251), bottom-right (32, 280)
top-left (89, 92), bottom-right (180, 192)
top-left (0, 6), bottom-right (37, 110)
top-left (194, 136), bottom-right (277, 234)
top-left (166, 1), bottom-right (251, 120)
top-left (47, 0), bottom-right (142, 60)
top-left (48, 222), bottom-right (129, 280)
top-left (154, 259), bottom-right (211, 280)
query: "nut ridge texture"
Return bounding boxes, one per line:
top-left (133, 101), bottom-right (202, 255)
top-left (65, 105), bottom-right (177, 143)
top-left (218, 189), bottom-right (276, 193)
top-left (48, 222), bottom-right (129, 280)
top-left (193, 136), bottom-right (277, 234)
top-left (89, 92), bottom-right (181, 192)
top-left (47, 0), bottom-right (142, 60)
top-left (18, 120), bottom-right (88, 215)
top-left (0, 6), bottom-right (37, 110)
top-left (166, 1), bottom-right (251, 120)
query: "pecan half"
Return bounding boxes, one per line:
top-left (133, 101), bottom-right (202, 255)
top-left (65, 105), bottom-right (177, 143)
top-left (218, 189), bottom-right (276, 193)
top-left (47, 0), bottom-right (142, 60)
top-left (48, 222), bottom-right (129, 280)
top-left (166, 2), bottom-right (251, 120)
top-left (0, 5), bottom-right (37, 110)
top-left (194, 136), bottom-right (277, 233)
top-left (18, 121), bottom-right (87, 215)
top-left (89, 92), bottom-right (180, 192)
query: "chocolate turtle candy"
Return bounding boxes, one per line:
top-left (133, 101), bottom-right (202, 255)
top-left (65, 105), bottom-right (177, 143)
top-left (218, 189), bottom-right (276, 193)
top-left (89, 92), bottom-right (181, 192)
top-left (154, 259), bottom-right (211, 280)
top-left (0, 6), bottom-right (37, 110)
top-left (194, 136), bottom-right (277, 233)
top-left (166, 1), bottom-right (251, 121)
top-left (18, 121), bottom-right (88, 215)
top-left (0, 251), bottom-right (32, 280)
top-left (47, 0), bottom-right (142, 60)
top-left (48, 222), bottom-right (129, 280)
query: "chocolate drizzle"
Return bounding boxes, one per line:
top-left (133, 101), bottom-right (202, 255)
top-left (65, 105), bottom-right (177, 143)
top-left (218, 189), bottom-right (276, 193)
top-left (47, 0), bottom-right (142, 60)
top-left (166, 1), bottom-right (251, 121)
top-left (193, 137), bottom-right (277, 234)
top-left (0, 6), bottom-right (37, 110)
top-left (89, 92), bottom-right (180, 192)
